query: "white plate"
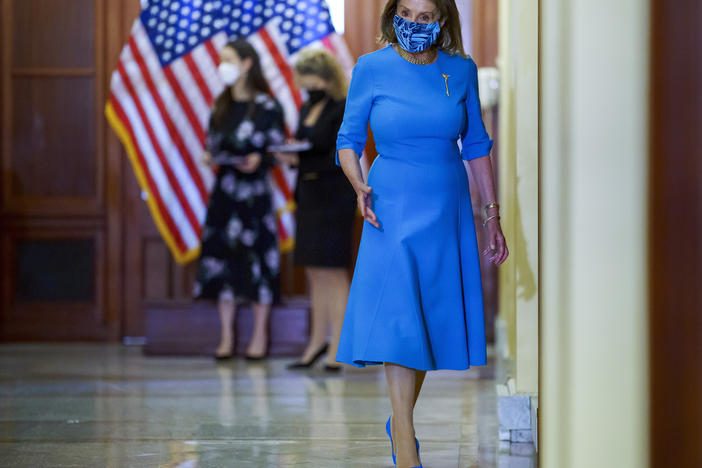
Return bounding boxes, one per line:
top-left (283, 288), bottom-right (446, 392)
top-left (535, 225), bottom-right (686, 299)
top-left (268, 141), bottom-right (313, 152)
top-left (213, 155), bottom-right (247, 165)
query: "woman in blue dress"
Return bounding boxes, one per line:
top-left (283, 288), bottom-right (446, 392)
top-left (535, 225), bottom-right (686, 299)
top-left (335, 1), bottom-right (509, 466)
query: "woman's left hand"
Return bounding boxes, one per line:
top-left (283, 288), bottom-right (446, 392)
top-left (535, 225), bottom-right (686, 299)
top-left (482, 220), bottom-right (509, 265)
top-left (235, 152), bottom-right (262, 173)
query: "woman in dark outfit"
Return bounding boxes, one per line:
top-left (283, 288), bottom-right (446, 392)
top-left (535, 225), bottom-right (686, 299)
top-left (194, 39), bottom-right (285, 360)
top-left (334, 1), bottom-right (508, 466)
top-left (279, 49), bottom-right (356, 371)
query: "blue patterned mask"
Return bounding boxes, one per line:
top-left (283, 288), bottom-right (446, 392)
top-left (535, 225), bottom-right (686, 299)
top-left (393, 14), bottom-right (441, 53)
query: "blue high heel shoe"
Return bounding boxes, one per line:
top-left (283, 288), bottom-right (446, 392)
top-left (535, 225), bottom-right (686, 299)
top-left (385, 416), bottom-right (422, 467)
top-left (412, 440), bottom-right (423, 468)
top-left (412, 439), bottom-right (423, 468)
top-left (385, 416), bottom-right (396, 465)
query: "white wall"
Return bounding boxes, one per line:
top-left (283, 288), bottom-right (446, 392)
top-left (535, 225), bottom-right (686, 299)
top-left (327, 0), bottom-right (346, 34)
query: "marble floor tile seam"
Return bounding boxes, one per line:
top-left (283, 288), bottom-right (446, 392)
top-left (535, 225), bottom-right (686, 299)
top-left (0, 435), bottom-right (473, 443)
top-left (0, 417), bottom-right (491, 427)
top-left (0, 375), bottom-right (312, 383)
top-left (0, 421), bottom-right (473, 431)
top-left (0, 382), bottom-right (491, 392)
top-left (0, 435), bottom-right (487, 444)
top-left (0, 417), bottom-right (475, 423)
top-left (0, 370), bottom-right (478, 378)
top-left (0, 391), bottom-right (491, 402)
top-left (0, 440), bottom-right (492, 448)
top-left (0, 394), bottom-right (394, 401)
top-left (3, 377), bottom-right (479, 388)
top-left (0, 383), bottom-right (496, 393)
top-left (0, 410), bottom-right (488, 420)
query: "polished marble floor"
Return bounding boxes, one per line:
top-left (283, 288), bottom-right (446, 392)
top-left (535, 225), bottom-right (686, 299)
top-left (0, 344), bottom-right (535, 468)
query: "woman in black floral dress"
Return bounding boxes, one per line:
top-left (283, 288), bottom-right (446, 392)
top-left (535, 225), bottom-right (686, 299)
top-left (193, 39), bottom-right (285, 360)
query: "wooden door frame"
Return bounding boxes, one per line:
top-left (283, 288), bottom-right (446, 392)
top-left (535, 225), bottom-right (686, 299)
top-left (648, 0), bottom-right (702, 466)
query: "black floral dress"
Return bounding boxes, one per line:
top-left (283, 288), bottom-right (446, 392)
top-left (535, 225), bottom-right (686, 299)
top-left (193, 94), bottom-right (285, 304)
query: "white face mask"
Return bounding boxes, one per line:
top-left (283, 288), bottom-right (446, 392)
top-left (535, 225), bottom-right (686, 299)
top-left (218, 62), bottom-right (241, 86)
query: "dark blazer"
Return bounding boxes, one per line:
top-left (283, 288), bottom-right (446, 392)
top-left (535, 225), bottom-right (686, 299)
top-left (295, 98), bottom-right (346, 176)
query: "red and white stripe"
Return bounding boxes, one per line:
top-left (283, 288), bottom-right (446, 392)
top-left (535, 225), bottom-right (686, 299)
top-left (109, 17), bottom-right (357, 261)
top-left (246, 20), bottom-right (303, 247)
top-left (110, 71), bottom-right (201, 249)
top-left (130, 23), bottom-right (215, 192)
top-left (249, 19), bottom-right (304, 132)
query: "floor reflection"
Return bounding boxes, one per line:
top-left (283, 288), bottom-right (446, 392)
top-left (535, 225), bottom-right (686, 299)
top-left (0, 344), bottom-right (536, 467)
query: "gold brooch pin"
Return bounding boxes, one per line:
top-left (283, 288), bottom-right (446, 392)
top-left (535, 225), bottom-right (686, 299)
top-left (442, 74), bottom-right (451, 97)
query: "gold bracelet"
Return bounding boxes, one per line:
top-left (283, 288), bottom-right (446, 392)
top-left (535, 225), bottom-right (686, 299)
top-left (482, 215), bottom-right (501, 227)
top-left (484, 202), bottom-right (499, 212)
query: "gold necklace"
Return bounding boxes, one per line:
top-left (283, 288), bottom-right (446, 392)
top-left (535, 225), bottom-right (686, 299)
top-left (394, 45), bottom-right (438, 65)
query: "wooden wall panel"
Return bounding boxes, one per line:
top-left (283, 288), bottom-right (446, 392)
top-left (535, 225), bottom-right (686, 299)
top-left (0, 224), bottom-right (109, 340)
top-left (10, 76), bottom-right (96, 199)
top-left (472, 0), bottom-right (499, 341)
top-left (103, 0), bottom-right (131, 343)
top-left (12, 0), bottom-right (95, 69)
top-left (648, 0), bottom-right (702, 466)
top-left (2, 0), bottom-right (104, 217)
top-left (119, 0), bottom-right (145, 338)
top-left (143, 239), bottom-right (170, 300)
top-left (122, 152), bottom-right (143, 336)
top-left (0, 5), bottom-right (4, 209)
top-left (174, 261), bottom-right (198, 300)
top-left (344, 0), bottom-right (386, 59)
top-left (471, 0), bottom-right (499, 66)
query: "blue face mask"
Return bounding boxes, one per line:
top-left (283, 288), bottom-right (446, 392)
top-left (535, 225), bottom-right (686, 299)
top-left (393, 14), bottom-right (441, 53)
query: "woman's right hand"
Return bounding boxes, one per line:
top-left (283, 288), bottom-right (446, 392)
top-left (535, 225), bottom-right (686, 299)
top-left (273, 151), bottom-right (299, 166)
top-left (337, 148), bottom-right (378, 227)
top-left (234, 152), bottom-right (262, 173)
top-left (353, 182), bottom-right (379, 228)
top-left (202, 151), bottom-right (214, 167)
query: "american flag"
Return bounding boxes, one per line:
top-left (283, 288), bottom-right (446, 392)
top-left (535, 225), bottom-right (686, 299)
top-left (106, 0), bottom-right (354, 263)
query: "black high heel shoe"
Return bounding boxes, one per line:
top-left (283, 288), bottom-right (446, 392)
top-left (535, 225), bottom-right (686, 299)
top-left (214, 345), bottom-right (234, 361)
top-left (286, 343), bottom-right (329, 369)
top-left (244, 340), bottom-right (270, 361)
top-left (244, 313), bottom-right (272, 361)
top-left (214, 353), bottom-right (234, 361)
top-left (244, 353), bottom-right (267, 361)
top-left (323, 364), bottom-right (342, 373)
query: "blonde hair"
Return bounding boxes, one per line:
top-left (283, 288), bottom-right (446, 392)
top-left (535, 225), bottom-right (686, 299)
top-left (294, 48), bottom-right (348, 100)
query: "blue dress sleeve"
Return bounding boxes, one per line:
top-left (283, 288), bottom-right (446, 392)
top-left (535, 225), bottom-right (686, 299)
top-left (335, 55), bottom-right (375, 166)
top-left (461, 60), bottom-right (494, 160)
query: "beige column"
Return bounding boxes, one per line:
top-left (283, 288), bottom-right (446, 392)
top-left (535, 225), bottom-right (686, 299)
top-left (497, 0), bottom-right (518, 364)
top-left (539, 0), bottom-right (650, 466)
top-left (497, 0), bottom-right (539, 395)
top-left (513, 0), bottom-right (539, 396)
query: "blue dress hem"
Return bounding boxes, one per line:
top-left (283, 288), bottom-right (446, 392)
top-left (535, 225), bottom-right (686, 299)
top-left (336, 356), bottom-right (487, 372)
